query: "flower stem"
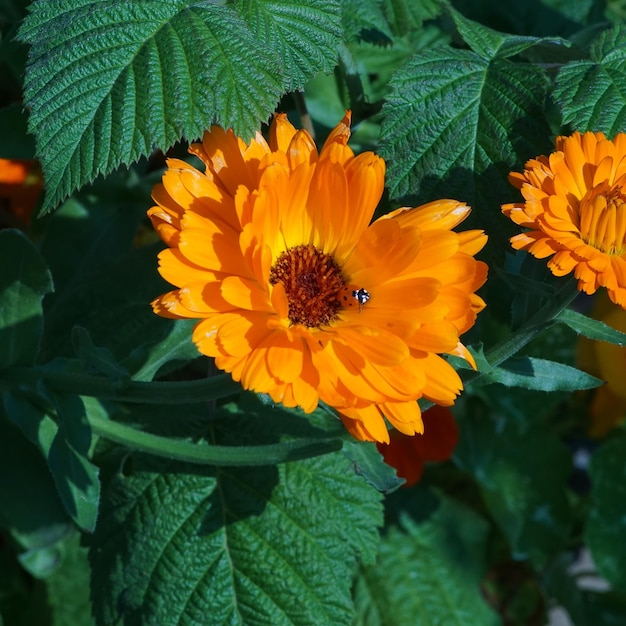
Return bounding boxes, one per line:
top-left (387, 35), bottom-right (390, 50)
top-left (1, 366), bottom-right (241, 404)
top-left (2, 364), bottom-right (347, 466)
top-left (482, 277), bottom-right (581, 369)
top-left (89, 413), bottom-right (343, 466)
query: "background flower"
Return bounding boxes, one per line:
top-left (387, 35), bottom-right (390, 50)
top-left (149, 113), bottom-right (487, 442)
top-left (578, 292), bottom-right (626, 437)
top-left (377, 405), bottom-right (459, 486)
top-left (502, 131), bottom-right (626, 308)
top-left (0, 158), bottom-right (42, 228)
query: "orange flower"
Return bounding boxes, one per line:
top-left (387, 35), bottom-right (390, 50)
top-left (503, 131), bottom-right (626, 308)
top-left (577, 292), bottom-right (626, 437)
top-left (0, 158), bottom-right (43, 227)
top-left (377, 405), bottom-right (459, 486)
top-left (148, 113), bottom-right (487, 443)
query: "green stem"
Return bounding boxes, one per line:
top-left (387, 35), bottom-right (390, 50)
top-left (470, 276), bottom-right (581, 379)
top-left (420, 277), bottom-right (581, 412)
top-left (2, 364), bottom-right (346, 466)
top-left (1, 367), bottom-right (241, 404)
top-left (90, 414), bottom-right (343, 466)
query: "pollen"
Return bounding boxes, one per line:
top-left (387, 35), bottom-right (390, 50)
top-left (269, 244), bottom-right (346, 327)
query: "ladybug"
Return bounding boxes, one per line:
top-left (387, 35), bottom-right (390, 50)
top-left (337, 285), bottom-right (371, 313)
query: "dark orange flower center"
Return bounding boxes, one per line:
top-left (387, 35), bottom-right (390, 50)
top-left (579, 185), bottom-right (626, 255)
top-left (269, 244), bottom-right (346, 327)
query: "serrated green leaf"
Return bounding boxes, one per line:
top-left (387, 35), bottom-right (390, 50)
top-left (19, 0), bottom-right (284, 212)
top-left (89, 414), bottom-right (382, 625)
top-left (486, 356), bottom-right (603, 391)
top-left (236, 0), bottom-right (342, 89)
top-left (379, 46), bottom-right (551, 258)
top-left (342, 0), bottom-right (392, 42)
top-left (455, 408), bottom-right (572, 566)
top-left (557, 308), bottom-right (626, 346)
top-left (383, 0), bottom-right (440, 37)
top-left (0, 229), bottom-right (53, 369)
top-left (586, 433), bottom-right (626, 589)
top-left (446, 3), bottom-right (571, 60)
top-left (555, 25), bottom-right (626, 135)
top-left (353, 494), bottom-right (499, 626)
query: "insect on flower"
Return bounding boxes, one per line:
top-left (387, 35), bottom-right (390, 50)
top-left (337, 285), bottom-right (371, 312)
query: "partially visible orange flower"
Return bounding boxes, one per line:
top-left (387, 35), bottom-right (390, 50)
top-left (377, 405), bottom-right (459, 486)
top-left (0, 158), bottom-right (43, 227)
top-left (577, 292), bottom-right (626, 437)
top-left (148, 112), bottom-right (487, 443)
top-left (502, 131), bottom-right (626, 308)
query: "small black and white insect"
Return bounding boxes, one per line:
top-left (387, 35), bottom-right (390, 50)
top-left (338, 285), bottom-right (371, 313)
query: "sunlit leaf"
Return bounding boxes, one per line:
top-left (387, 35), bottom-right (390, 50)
top-left (89, 410), bottom-right (382, 625)
top-left (555, 25), bottom-right (626, 135)
top-left (19, 0), bottom-right (342, 211)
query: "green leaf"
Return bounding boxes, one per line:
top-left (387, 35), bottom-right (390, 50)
top-left (486, 356), bottom-right (603, 392)
top-left (89, 414), bottom-right (382, 625)
top-left (379, 44), bottom-right (551, 259)
top-left (586, 432), bottom-right (626, 589)
top-left (235, 0), bottom-right (342, 89)
top-left (343, 440), bottom-right (405, 493)
top-left (383, 0), bottom-right (440, 36)
top-left (0, 104), bottom-right (36, 159)
top-left (446, 3), bottom-right (571, 60)
top-left (353, 494), bottom-right (500, 626)
top-left (583, 591), bottom-right (626, 626)
top-left (71, 326), bottom-right (130, 384)
top-left (4, 390), bottom-right (100, 532)
top-left (555, 25), bottom-right (626, 135)
top-left (44, 533), bottom-right (95, 626)
top-left (39, 198), bottom-right (162, 361)
top-left (542, 554), bottom-right (588, 626)
top-left (42, 242), bottom-right (172, 364)
top-left (0, 229), bottom-right (53, 369)
top-left (130, 319), bottom-right (198, 381)
top-left (0, 411), bottom-right (71, 577)
top-left (455, 407), bottom-right (572, 566)
top-left (557, 308), bottom-right (626, 346)
top-left (46, 390), bottom-right (100, 533)
top-left (19, 0), bottom-right (284, 212)
top-left (341, 0), bottom-right (392, 42)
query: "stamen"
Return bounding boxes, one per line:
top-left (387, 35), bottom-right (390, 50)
top-left (269, 244), bottom-right (346, 327)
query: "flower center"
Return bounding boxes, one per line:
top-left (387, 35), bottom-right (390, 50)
top-left (269, 244), bottom-right (346, 327)
top-left (579, 184), bottom-right (626, 255)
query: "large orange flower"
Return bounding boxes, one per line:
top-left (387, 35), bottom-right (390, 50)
top-left (148, 113), bottom-right (487, 443)
top-left (503, 131), bottom-right (626, 307)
